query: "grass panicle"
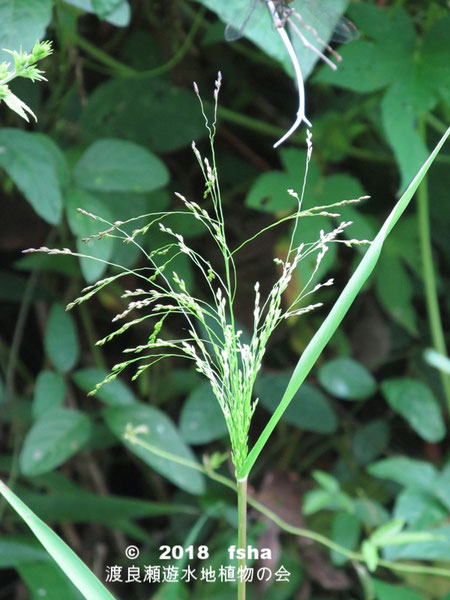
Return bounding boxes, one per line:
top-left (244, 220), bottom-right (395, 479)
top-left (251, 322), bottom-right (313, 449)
top-left (24, 75), bottom-right (368, 474)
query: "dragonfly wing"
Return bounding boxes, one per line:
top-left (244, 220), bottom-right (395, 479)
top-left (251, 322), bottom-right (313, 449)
top-left (330, 15), bottom-right (359, 44)
top-left (291, 0), bottom-right (359, 45)
top-left (225, 0), bottom-right (263, 41)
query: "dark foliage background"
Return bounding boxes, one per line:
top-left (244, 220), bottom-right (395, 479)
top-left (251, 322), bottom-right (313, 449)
top-left (0, 1), bottom-right (449, 598)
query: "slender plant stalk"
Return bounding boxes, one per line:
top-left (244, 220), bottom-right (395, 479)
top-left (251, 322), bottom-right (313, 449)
top-left (417, 119), bottom-right (450, 411)
top-left (266, 0), bottom-right (311, 147)
top-left (72, 6), bottom-right (204, 79)
top-left (3, 463), bottom-right (450, 600)
top-left (124, 428), bottom-right (450, 580)
top-left (237, 476), bottom-right (248, 600)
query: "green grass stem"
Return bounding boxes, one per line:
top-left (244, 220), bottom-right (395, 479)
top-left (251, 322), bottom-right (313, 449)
top-left (124, 430), bottom-right (450, 580)
top-left (237, 476), bottom-right (248, 600)
top-left (417, 119), bottom-right (450, 411)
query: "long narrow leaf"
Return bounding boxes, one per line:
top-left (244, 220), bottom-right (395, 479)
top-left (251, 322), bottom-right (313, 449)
top-left (0, 480), bottom-right (116, 600)
top-left (240, 127), bottom-right (450, 479)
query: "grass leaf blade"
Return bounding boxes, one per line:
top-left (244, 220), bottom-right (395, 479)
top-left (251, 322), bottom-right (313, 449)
top-left (0, 480), bottom-right (116, 600)
top-left (240, 127), bottom-right (450, 479)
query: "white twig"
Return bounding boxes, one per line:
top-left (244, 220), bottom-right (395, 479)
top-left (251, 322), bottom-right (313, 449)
top-left (265, 0), bottom-right (312, 148)
top-left (287, 17), bottom-right (337, 71)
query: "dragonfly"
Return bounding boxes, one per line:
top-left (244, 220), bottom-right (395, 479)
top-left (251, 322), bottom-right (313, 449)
top-left (225, 0), bottom-right (358, 45)
top-left (225, 0), bottom-right (359, 147)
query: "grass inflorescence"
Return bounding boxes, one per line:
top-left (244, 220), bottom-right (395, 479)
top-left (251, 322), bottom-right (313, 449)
top-left (24, 73), bottom-right (368, 474)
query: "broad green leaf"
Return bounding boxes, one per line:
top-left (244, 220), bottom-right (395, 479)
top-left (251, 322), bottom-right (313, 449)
top-left (81, 78), bottom-right (207, 153)
top-left (21, 490), bottom-right (196, 523)
top-left (179, 382), bottom-right (228, 444)
top-left (105, 404), bottom-right (206, 495)
top-left (375, 252), bottom-right (418, 335)
top-left (0, 376), bottom-right (3, 403)
top-left (0, 538), bottom-right (50, 567)
top-left (331, 512), bottom-right (361, 565)
top-left (317, 174), bottom-right (370, 239)
top-left (15, 254), bottom-right (80, 277)
top-left (151, 368), bottom-right (203, 403)
top-left (420, 15), bottom-right (450, 104)
top-left (377, 531), bottom-right (444, 548)
top-left (368, 457), bottom-right (438, 492)
top-left (83, 423), bottom-right (116, 451)
top-left (313, 111), bottom-right (364, 162)
top-left (19, 407), bottom-right (92, 476)
top-left (0, 481), bottom-right (116, 600)
top-left (394, 488), bottom-right (447, 528)
top-left (313, 470), bottom-right (340, 493)
top-left (381, 83), bottom-right (429, 192)
top-left (373, 578), bottom-right (426, 600)
top-left (92, 0), bottom-right (123, 17)
top-left (304, 477), bottom-right (353, 515)
top-left (0, 0), bottom-right (52, 61)
top-left (246, 155), bottom-right (365, 219)
top-left (370, 518), bottom-right (405, 546)
top-left (62, 0), bottom-right (130, 26)
top-left (352, 419), bottom-right (390, 465)
top-left (35, 133), bottom-right (71, 189)
top-left (32, 371), bottom-right (66, 419)
top-left (381, 378), bottom-right (445, 443)
top-left (348, 2), bottom-right (416, 46)
top-left (0, 130), bottom-right (64, 224)
top-left (317, 4), bottom-right (415, 92)
top-left (65, 187), bottom-right (114, 283)
top-left (246, 171), bottom-right (300, 212)
top-left (44, 303), bottom-right (79, 373)
top-left (353, 498), bottom-right (389, 527)
top-left (65, 187), bottom-right (111, 235)
top-left (385, 216), bottom-right (421, 275)
top-left (256, 374), bottom-right (337, 434)
top-left (73, 138), bottom-right (169, 193)
top-left (382, 525), bottom-right (450, 562)
top-left (93, 190), bottom-right (167, 225)
top-left (97, 0), bottom-right (130, 27)
top-left (72, 368), bottom-right (138, 406)
top-left (432, 461), bottom-right (450, 513)
top-left (0, 270), bottom-right (37, 302)
top-left (316, 40), bottom-right (391, 92)
top-left (384, 60), bottom-right (438, 117)
top-left (246, 147), bottom-right (347, 289)
top-left (18, 561), bottom-right (85, 600)
top-left (245, 148), bottom-right (320, 212)
top-left (318, 357), bottom-right (376, 400)
top-left (303, 489), bottom-right (335, 515)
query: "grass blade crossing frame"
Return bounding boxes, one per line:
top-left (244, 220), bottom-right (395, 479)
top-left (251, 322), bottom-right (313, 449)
top-left (0, 480), bottom-right (116, 600)
top-left (239, 127), bottom-right (450, 480)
